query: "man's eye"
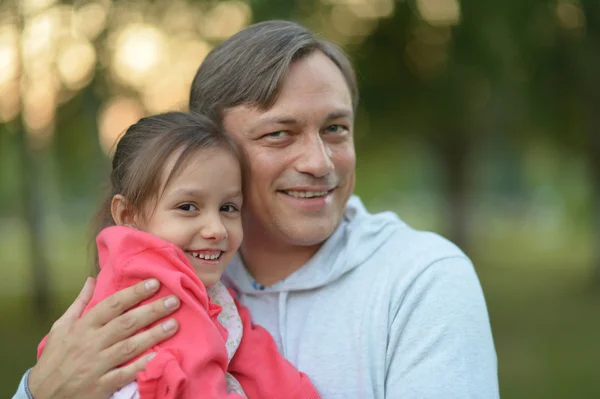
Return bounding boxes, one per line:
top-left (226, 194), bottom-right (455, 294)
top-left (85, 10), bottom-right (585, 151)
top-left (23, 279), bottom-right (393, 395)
top-left (178, 203), bottom-right (197, 212)
top-left (220, 204), bottom-right (240, 213)
top-left (325, 124), bottom-right (346, 133)
top-left (264, 131), bottom-right (287, 139)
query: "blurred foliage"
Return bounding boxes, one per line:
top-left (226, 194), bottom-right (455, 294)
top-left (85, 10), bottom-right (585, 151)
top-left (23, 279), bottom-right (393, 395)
top-left (1, 0), bottom-right (600, 397)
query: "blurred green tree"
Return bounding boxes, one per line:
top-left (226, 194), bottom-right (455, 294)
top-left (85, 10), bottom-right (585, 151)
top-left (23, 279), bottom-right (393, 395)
top-left (522, 0), bottom-right (600, 280)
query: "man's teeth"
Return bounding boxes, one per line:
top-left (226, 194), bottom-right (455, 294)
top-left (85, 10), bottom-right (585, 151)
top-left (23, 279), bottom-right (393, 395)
top-left (190, 251), bottom-right (221, 260)
top-left (284, 190), bottom-right (328, 198)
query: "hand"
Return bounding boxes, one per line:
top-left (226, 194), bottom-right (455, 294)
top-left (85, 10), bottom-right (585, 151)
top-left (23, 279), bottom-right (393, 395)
top-left (29, 277), bottom-right (180, 399)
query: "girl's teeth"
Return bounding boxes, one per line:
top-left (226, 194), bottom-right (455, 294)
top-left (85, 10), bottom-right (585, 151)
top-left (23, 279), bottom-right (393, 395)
top-left (191, 252), bottom-right (221, 260)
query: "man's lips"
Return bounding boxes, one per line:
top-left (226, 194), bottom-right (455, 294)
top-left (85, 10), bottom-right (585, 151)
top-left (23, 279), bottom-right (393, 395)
top-left (278, 188), bottom-right (335, 199)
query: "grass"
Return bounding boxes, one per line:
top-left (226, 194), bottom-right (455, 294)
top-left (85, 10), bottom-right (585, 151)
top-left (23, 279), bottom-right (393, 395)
top-left (480, 264), bottom-right (600, 398)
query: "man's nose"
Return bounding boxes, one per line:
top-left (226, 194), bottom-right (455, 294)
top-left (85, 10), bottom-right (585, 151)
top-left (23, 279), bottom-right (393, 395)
top-left (294, 134), bottom-right (334, 178)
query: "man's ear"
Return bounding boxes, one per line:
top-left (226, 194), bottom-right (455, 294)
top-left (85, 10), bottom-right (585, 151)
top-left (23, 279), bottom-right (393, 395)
top-left (111, 195), bottom-right (138, 228)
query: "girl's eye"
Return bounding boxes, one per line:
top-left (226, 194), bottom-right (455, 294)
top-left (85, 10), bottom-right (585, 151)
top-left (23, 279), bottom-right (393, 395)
top-left (178, 203), bottom-right (197, 212)
top-left (220, 204), bottom-right (239, 213)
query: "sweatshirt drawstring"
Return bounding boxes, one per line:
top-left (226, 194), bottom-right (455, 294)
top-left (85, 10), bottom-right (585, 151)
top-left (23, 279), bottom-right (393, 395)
top-left (278, 291), bottom-right (289, 357)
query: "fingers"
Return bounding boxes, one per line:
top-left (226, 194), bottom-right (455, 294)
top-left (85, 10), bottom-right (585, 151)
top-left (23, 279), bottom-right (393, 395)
top-left (99, 294), bottom-right (180, 348)
top-left (99, 352), bottom-right (158, 394)
top-left (28, 279), bottom-right (178, 399)
top-left (101, 318), bottom-right (178, 374)
top-left (83, 279), bottom-right (161, 328)
top-left (52, 277), bottom-right (96, 331)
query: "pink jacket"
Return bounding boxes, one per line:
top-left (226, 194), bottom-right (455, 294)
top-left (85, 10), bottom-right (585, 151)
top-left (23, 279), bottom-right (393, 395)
top-left (38, 226), bottom-right (320, 399)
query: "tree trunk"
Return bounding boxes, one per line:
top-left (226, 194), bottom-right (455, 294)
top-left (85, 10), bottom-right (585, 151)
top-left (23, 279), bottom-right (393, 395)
top-left (436, 133), bottom-right (471, 253)
top-left (587, 94), bottom-right (600, 286)
top-left (14, 120), bottom-right (52, 317)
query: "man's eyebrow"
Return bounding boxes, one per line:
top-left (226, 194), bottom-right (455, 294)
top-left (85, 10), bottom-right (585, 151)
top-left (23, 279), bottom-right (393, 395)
top-left (249, 116), bottom-right (301, 133)
top-left (248, 109), bottom-right (353, 134)
top-left (324, 110), bottom-right (353, 121)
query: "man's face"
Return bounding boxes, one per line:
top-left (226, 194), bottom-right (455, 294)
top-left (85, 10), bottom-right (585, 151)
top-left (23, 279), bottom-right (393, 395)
top-left (223, 51), bottom-right (356, 248)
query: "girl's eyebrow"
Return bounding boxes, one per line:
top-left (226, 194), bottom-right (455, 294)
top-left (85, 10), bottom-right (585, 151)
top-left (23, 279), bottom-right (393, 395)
top-left (170, 188), bottom-right (242, 200)
top-left (169, 188), bottom-right (207, 198)
top-left (229, 189), bottom-right (243, 197)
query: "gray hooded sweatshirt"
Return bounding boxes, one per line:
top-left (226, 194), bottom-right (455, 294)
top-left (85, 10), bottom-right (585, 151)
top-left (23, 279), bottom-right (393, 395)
top-left (222, 195), bottom-right (499, 398)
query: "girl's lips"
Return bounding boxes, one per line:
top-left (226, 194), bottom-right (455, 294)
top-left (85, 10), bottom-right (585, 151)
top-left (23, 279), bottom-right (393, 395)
top-left (187, 249), bottom-right (223, 260)
top-left (186, 251), bottom-right (223, 266)
top-left (185, 249), bottom-right (226, 266)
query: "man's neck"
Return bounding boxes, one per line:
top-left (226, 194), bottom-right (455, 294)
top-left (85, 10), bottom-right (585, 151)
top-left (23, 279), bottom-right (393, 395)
top-left (239, 235), bottom-right (323, 287)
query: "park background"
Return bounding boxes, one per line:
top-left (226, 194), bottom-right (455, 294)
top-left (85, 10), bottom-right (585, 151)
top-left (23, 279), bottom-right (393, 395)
top-left (1, 0), bottom-right (599, 397)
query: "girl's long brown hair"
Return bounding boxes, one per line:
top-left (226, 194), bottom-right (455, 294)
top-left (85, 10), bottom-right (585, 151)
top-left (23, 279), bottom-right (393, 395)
top-left (90, 111), bottom-right (240, 275)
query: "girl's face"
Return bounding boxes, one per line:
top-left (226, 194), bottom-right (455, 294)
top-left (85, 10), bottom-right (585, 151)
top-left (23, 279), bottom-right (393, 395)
top-left (136, 147), bottom-right (243, 286)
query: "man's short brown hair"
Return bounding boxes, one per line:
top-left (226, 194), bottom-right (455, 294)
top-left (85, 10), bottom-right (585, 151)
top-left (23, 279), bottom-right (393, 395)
top-left (189, 20), bottom-right (358, 120)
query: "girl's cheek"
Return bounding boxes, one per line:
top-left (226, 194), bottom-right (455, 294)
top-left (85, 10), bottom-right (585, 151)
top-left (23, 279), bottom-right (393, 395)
top-left (229, 222), bottom-right (243, 247)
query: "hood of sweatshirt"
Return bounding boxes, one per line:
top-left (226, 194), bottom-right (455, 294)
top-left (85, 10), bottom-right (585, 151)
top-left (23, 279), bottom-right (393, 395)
top-left (223, 195), bottom-right (405, 294)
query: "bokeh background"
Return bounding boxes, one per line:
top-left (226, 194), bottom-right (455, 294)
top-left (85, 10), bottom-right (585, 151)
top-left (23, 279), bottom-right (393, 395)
top-left (1, 0), bottom-right (599, 397)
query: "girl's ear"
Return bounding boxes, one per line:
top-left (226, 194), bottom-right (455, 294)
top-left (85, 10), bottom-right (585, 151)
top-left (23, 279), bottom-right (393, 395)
top-left (111, 195), bottom-right (138, 228)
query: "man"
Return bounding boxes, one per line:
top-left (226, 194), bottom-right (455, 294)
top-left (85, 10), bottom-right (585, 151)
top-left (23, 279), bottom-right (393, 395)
top-left (13, 20), bottom-right (498, 398)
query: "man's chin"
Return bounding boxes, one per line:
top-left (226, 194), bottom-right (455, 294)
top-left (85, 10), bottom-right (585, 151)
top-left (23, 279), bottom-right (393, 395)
top-left (278, 218), bottom-right (340, 247)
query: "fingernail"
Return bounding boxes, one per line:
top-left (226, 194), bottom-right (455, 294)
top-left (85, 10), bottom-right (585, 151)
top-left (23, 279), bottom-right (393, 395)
top-left (163, 296), bottom-right (178, 309)
top-left (147, 352), bottom-right (156, 362)
top-left (145, 279), bottom-right (159, 291)
top-left (79, 278), bottom-right (90, 294)
top-left (162, 319), bottom-right (177, 332)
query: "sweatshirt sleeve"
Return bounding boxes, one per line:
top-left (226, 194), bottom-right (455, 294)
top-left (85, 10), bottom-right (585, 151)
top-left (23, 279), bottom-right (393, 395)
top-left (11, 369), bottom-right (33, 399)
top-left (112, 247), bottom-right (248, 399)
top-left (228, 296), bottom-right (321, 399)
top-left (385, 256), bottom-right (499, 399)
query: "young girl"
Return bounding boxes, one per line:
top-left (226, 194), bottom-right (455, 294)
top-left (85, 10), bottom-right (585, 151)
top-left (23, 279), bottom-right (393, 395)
top-left (37, 112), bottom-right (320, 399)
